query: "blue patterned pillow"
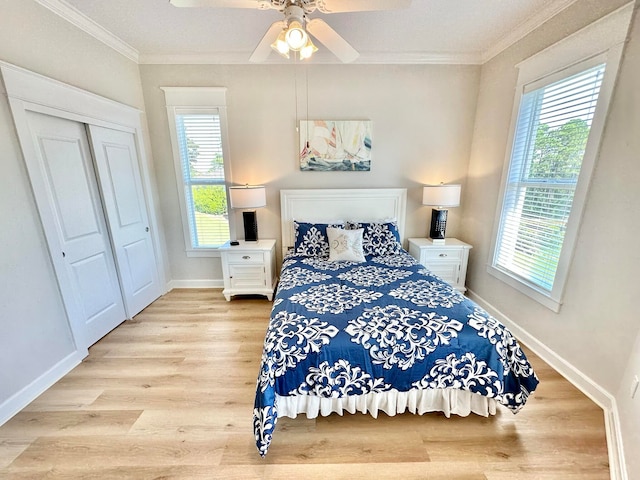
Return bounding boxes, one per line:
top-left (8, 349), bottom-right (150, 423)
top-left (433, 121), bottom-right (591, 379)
top-left (294, 221), bottom-right (344, 257)
top-left (346, 221), bottom-right (402, 256)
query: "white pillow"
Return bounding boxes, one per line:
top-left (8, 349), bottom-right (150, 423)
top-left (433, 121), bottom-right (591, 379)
top-left (327, 227), bottom-right (365, 262)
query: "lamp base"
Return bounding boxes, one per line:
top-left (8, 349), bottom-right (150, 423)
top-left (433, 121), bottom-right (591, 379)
top-left (243, 211), bottom-right (258, 242)
top-left (429, 208), bottom-right (448, 242)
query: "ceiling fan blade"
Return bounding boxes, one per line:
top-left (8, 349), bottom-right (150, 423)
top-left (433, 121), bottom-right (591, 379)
top-left (316, 0), bottom-right (411, 13)
top-left (250, 20), bottom-right (286, 63)
top-left (306, 18), bottom-right (358, 63)
top-left (169, 0), bottom-right (271, 9)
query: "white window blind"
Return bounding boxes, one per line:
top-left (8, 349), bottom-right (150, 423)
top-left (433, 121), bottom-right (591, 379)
top-left (175, 111), bottom-right (230, 248)
top-left (493, 63), bottom-right (606, 292)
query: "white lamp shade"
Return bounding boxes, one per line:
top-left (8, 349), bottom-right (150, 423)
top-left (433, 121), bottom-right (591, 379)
top-left (422, 184), bottom-right (461, 208)
top-left (229, 185), bottom-right (266, 209)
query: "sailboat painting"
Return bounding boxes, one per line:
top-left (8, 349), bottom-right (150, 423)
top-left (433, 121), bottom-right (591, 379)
top-left (299, 120), bottom-right (372, 171)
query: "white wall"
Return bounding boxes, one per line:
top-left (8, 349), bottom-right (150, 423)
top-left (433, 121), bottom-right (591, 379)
top-left (0, 0), bottom-right (147, 410)
top-left (610, 3), bottom-right (640, 477)
top-left (463, 0), bottom-right (639, 476)
top-left (140, 63), bottom-right (480, 284)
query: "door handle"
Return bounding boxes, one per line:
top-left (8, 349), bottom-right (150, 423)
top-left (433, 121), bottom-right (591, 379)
top-left (145, 227), bottom-right (149, 232)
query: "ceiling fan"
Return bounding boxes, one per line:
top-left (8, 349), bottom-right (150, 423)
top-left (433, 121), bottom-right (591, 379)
top-left (169, 0), bottom-right (411, 63)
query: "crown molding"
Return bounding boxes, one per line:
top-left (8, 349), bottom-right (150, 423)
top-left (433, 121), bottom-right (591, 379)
top-left (139, 53), bottom-right (260, 65)
top-left (481, 0), bottom-right (580, 63)
top-left (354, 52), bottom-right (483, 65)
top-left (139, 51), bottom-right (483, 65)
top-left (33, 0), bottom-right (139, 63)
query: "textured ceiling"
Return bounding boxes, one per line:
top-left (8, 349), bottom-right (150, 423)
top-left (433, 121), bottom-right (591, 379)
top-left (54, 0), bottom-right (578, 63)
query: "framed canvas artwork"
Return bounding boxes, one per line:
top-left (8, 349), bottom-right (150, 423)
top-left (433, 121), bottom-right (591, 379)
top-left (299, 120), bottom-right (372, 171)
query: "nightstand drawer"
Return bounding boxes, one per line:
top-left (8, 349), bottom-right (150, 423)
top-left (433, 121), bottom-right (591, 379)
top-left (226, 251), bottom-right (264, 264)
top-left (424, 248), bottom-right (464, 263)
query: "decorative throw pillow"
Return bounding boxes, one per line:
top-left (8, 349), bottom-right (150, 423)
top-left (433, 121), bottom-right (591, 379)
top-left (327, 227), bottom-right (365, 262)
top-left (346, 221), bottom-right (402, 256)
top-left (294, 221), bottom-right (344, 257)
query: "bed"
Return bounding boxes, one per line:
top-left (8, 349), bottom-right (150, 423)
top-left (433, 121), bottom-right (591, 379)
top-left (253, 188), bottom-right (538, 457)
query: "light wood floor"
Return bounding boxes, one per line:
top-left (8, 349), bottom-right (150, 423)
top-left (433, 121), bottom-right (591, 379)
top-left (0, 289), bottom-right (610, 479)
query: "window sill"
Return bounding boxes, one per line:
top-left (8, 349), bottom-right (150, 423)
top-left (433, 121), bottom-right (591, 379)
top-left (186, 249), bottom-right (222, 258)
top-left (487, 265), bottom-right (561, 313)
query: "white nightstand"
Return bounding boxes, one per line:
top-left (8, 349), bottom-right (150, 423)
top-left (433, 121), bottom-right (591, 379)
top-left (219, 239), bottom-right (277, 301)
top-left (408, 238), bottom-right (472, 293)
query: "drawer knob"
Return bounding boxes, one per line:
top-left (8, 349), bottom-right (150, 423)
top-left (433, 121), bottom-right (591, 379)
top-left (439, 253), bottom-right (448, 257)
top-left (242, 255), bottom-right (251, 260)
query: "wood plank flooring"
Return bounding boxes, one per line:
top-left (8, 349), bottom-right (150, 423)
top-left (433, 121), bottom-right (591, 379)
top-left (0, 289), bottom-right (610, 479)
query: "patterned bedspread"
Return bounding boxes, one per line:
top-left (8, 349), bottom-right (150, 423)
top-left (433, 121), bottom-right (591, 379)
top-left (253, 251), bottom-right (539, 456)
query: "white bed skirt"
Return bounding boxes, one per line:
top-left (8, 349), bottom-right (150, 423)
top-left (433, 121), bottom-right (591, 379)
top-left (275, 388), bottom-right (497, 420)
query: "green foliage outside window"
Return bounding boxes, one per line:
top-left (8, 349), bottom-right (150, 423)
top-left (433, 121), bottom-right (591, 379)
top-left (529, 119), bottom-right (590, 180)
top-left (522, 119), bottom-right (590, 219)
top-left (513, 118), bottom-right (591, 288)
top-left (192, 185), bottom-right (227, 216)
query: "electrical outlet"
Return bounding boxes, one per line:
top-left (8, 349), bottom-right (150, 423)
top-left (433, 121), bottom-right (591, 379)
top-left (631, 375), bottom-right (639, 399)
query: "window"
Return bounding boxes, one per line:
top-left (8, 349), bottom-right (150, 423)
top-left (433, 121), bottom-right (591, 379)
top-left (495, 64), bottom-right (605, 290)
top-left (489, 6), bottom-right (630, 311)
top-left (175, 111), bottom-right (229, 248)
top-left (162, 88), bottom-right (233, 256)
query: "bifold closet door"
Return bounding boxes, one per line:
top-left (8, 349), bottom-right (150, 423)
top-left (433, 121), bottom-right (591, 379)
top-left (26, 112), bottom-right (127, 347)
top-left (88, 126), bottom-right (162, 317)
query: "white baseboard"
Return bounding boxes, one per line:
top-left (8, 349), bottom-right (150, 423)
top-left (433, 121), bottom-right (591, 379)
top-left (167, 279), bottom-right (224, 290)
top-left (0, 348), bottom-right (86, 426)
top-left (604, 404), bottom-right (627, 480)
top-left (467, 289), bottom-right (627, 480)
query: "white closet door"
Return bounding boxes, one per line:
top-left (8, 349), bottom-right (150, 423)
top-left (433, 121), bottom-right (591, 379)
top-left (26, 112), bottom-right (126, 347)
top-left (88, 126), bottom-right (162, 317)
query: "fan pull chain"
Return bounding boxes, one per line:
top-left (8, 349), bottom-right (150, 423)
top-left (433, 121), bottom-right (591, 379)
top-left (305, 61), bottom-right (310, 149)
top-left (294, 51), bottom-right (299, 134)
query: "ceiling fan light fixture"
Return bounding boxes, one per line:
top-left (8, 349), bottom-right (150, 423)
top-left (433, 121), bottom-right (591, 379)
top-left (285, 21), bottom-right (308, 50)
top-left (271, 29), bottom-right (290, 57)
top-left (299, 36), bottom-right (318, 59)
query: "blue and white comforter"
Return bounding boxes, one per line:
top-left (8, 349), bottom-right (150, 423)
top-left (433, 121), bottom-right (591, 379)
top-left (253, 251), bottom-right (539, 456)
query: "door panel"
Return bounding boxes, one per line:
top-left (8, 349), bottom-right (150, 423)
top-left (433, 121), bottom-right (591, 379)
top-left (70, 253), bottom-right (122, 323)
top-left (27, 112), bottom-right (127, 347)
top-left (122, 239), bottom-right (155, 295)
top-left (102, 143), bottom-right (143, 227)
top-left (40, 137), bottom-right (100, 241)
top-left (88, 126), bottom-right (162, 317)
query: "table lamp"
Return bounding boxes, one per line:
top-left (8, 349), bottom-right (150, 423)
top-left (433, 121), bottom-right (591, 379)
top-left (422, 184), bottom-right (461, 244)
top-left (229, 185), bottom-right (266, 242)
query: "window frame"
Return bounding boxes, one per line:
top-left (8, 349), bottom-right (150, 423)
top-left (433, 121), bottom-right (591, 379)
top-left (162, 87), bottom-right (234, 257)
top-left (487, 5), bottom-right (631, 312)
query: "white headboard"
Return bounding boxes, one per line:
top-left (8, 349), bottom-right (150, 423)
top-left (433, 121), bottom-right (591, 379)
top-left (280, 188), bottom-right (407, 255)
